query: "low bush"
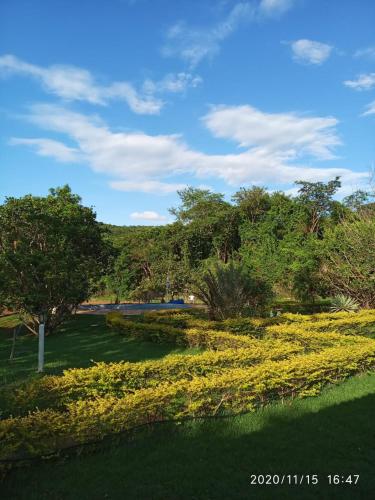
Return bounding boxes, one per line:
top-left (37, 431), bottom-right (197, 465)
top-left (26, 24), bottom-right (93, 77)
top-left (1, 340), bottom-right (374, 461)
top-left (107, 312), bottom-right (262, 348)
top-left (275, 309), bottom-right (375, 335)
top-left (106, 312), bottom-right (182, 343)
top-left (1, 339), bottom-right (305, 417)
top-left (264, 326), bottom-right (372, 349)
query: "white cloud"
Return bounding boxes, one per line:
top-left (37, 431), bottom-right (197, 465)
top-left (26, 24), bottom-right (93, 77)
top-left (143, 72), bottom-right (202, 94)
top-left (203, 105), bottom-right (340, 159)
top-left (162, 3), bottom-right (255, 68)
top-left (130, 211), bottom-right (168, 221)
top-left (259, 0), bottom-right (295, 16)
top-left (363, 100), bottom-right (375, 116)
top-left (110, 180), bottom-right (187, 195)
top-left (354, 46), bottom-right (375, 60)
top-left (162, 1), bottom-right (298, 68)
top-left (8, 137), bottom-right (82, 163)
top-left (13, 103), bottom-right (367, 194)
top-left (344, 73), bottom-right (375, 91)
top-left (0, 54), bottom-right (201, 115)
top-left (289, 39), bottom-right (333, 65)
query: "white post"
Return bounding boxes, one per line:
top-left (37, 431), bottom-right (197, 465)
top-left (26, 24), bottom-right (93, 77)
top-left (38, 321), bottom-right (45, 372)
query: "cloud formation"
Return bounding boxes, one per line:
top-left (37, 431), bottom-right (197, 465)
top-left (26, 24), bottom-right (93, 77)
top-left (110, 180), bottom-right (187, 194)
top-left (363, 100), bottom-right (375, 116)
top-left (0, 54), bottom-right (201, 114)
top-left (289, 39), bottom-right (333, 65)
top-left (8, 137), bottom-right (82, 163)
top-left (143, 72), bottom-right (202, 94)
top-left (10, 103), bottom-right (367, 194)
top-left (344, 73), bottom-right (375, 91)
top-left (162, 0), bottom-right (296, 68)
top-left (130, 211), bottom-right (168, 222)
top-left (259, 0), bottom-right (296, 16)
top-left (162, 3), bottom-right (255, 68)
top-left (203, 105), bottom-right (340, 159)
top-left (354, 46), bottom-right (375, 60)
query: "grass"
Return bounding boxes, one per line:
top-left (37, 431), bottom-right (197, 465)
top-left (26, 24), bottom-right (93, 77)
top-left (1, 372), bottom-right (374, 499)
top-left (0, 314), bottom-right (201, 385)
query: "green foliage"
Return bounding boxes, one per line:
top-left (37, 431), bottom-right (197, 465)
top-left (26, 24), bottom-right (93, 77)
top-left (232, 186), bottom-right (271, 223)
top-left (330, 294), bottom-right (360, 313)
top-left (103, 248), bottom-right (139, 303)
top-left (0, 186), bottom-right (107, 334)
top-left (320, 216), bottom-right (375, 308)
top-left (170, 187), bottom-right (240, 264)
top-left (295, 176), bottom-right (341, 234)
top-left (193, 261), bottom-right (273, 320)
top-left (1, 339), bottom-right (374, 462)
top-left (343, 189), bottom-right (374, 212)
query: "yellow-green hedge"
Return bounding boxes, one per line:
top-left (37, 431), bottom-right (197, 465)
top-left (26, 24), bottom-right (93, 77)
top-left (1, 339), bottom-right (305, 417)
top-left (266, 310), bottom-right (375, 337)
top-left (1, 340), bottom-right (374, 461)
top-left (107, 312), bottom-right (262, 348)
top-left (130, 309), bottom-right (375, 337)
top-left (140, 310), bottom-right (284, 335)
top-left (282, 309), bottom-right (375, 325)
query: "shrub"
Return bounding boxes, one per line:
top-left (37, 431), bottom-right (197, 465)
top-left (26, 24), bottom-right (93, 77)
top-left (320, 216), bottom-right (375, 308)
top-left (1, 339), bottom-right (305, 417)
top-left (276, 309), bottom-right (375, 335)
top-left (1, 340), bottom-right (374, 461)
top-left (107, 312), bottom-right (262, 348)
top-left (330, 294), bottom-right (360, 313)
top-left (192, 260), bottom-right (273, 320)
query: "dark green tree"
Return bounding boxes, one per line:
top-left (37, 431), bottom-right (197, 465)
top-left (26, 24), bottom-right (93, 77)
top-left (295, 176), bottom-right (341, 234)
top-left (0, 186), bottom-right (107, 334)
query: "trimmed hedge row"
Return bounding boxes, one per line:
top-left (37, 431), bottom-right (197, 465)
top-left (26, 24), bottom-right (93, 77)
top-left (1, 341), bottom-right (375, 461)
top-left (266, 310), bottom-right (375, 336)
top-left (282, 309), bottom-right (375, 324)
top-left (140, 310), bottom-right (284, 336)
top-left (0, 339), bottom-right (306, 417)
top-left (133, 309), bottom-right (375, 337)
top-left (107, 312), bottom-right (262, 348)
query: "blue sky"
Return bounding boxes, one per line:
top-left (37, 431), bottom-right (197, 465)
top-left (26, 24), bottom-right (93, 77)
top-left (1, 0), bottom-right (374, 225)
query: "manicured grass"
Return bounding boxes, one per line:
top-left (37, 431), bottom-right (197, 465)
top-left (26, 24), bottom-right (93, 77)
top-left (2, 372), bottom-right (375, 499)
top-left (0, 314), bottom-right (201, 385)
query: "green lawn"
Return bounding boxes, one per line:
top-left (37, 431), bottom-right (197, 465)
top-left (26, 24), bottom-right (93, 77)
top-left (0, 314), bottom-right (201, 385)
top-left (1, 373), bottom-right (374, 499)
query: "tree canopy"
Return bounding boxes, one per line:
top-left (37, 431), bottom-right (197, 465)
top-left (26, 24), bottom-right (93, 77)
top-left (0, 185), bottom-right (107, 334)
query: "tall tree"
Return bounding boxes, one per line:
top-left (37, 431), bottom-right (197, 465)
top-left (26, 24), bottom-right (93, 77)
top-left (170, 187), bottom-right (240, 263)
top-left (232, 186), bottom-right (271, 223)
top-left (295, 176), bottom-right (341, 234)
top-left (0, 186), bottom-right (107, 334)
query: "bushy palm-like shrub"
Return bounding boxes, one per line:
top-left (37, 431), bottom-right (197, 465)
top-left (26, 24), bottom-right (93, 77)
top-left (330, 294), bottom-right (360, 313)
top-left (193, 261), bottom-right (272, 320)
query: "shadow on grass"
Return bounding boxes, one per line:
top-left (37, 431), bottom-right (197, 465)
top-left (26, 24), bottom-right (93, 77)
top-left (2, 382), bottom-right (375, 500)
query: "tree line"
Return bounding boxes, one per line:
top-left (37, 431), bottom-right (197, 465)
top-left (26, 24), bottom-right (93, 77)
top-left (100, 178), bottom-right (375, 307)
top-left (0, 178), bottom-right (374, 333)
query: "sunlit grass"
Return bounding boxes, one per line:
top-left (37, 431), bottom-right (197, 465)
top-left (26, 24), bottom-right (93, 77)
top-left (0, 314), bottom-right (201, 384)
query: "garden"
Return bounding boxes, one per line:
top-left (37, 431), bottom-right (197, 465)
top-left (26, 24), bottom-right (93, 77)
top-left (1, 307), bottom-right (375, 498)
top-left (1, 181), bottom-right (375, 498)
